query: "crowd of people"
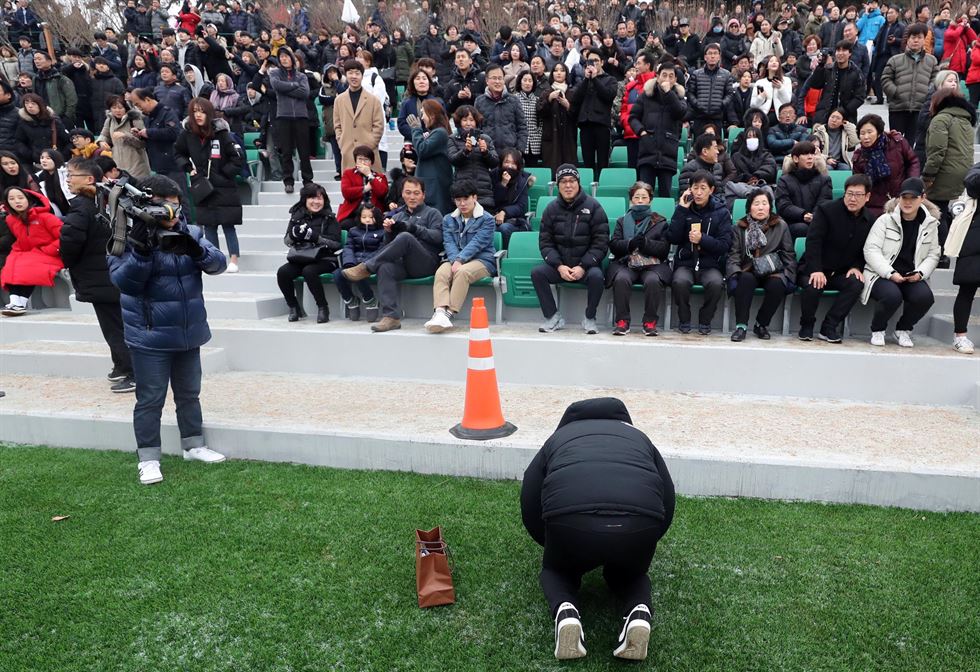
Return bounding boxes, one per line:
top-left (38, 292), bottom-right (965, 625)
top-left (0, 0), bottom-right (978, 368)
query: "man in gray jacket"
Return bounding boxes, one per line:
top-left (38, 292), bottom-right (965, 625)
top-left (474, 64), bottom-right (528, 154)
top-left (880, 23), bottom-right (938, 141)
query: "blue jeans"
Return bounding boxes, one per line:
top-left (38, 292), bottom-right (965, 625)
top-left (333, 267), bottom-right (375, 301)
top-left (203, 225), bottom-right (240, 257)
top-left (496, 218), bottom-right (529, 249)
top-left (131, 347), bottom-right (205, 462)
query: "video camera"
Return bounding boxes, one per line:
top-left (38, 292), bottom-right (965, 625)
top-left (99, 178), bottom-right (193, 256)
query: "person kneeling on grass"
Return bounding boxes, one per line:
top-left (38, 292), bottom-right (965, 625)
top-left (521, 397), bottom-right (675, 662)
top-left (108, 174), bottom-right (227, 486)
top-left (425, 179), bottom-right (497, 333)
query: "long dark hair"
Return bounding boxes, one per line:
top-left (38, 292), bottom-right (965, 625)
top-left (37, 149), bottom-right (70, 214)
top-left (187, 97), bottom-right (216, 138)
top-left (0, 150), bottom-right (36, 191)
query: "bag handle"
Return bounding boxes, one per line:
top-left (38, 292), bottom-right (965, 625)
top-left (416, 539), bottom-right (454, 573)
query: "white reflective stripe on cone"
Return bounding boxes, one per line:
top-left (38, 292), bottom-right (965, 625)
top-left (467, 357), bottom-right (495, 371)
top-left (469, 327), bottom-right (491, 341)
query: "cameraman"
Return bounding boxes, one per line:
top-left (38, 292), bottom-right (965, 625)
top-left (107, 175), bottom-right (228, 486)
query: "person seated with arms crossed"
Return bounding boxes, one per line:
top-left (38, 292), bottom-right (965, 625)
top-left (667, 170), bottom-right (734, 335)
top-left (531, 163), bottom-right (609, 335)
top-left (424, 179), bottom-right (497, 333)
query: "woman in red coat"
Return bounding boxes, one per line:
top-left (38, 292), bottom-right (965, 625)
top-left (337, 144), bottom-right (389, 227)
top-left (0, 188), bottom-right (63, 316)
top-left (965, 41), bottom-right (980, 107)
top-left (177, 2), bottom-right (202, 35)
top-left (942, 14), bottom-right (977, 77)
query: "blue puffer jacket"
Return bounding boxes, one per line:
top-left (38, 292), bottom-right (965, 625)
top-left (666, 194), bottom-right (733, 272)
top-left (442, 204), bottom-right (497, 275)
top-left (108, 221), bottom-right (227, 352)
top-left (341, 223), bottom-right (387, 266)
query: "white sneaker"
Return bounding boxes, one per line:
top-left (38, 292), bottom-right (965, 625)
top-left (226, 262), bottom-right (239, 273)
top-left (613, 604), bottom-right (652, 660)
top-left (953, 335), bottom-right (975, 354)
top-left (554, 602), bottom-right (586, 660)
top-left (870, 331), bottom-right (885, 347)
top-left (183, 447), bottom-right (226, 463)
top-left (138, 460), bottom-right (163, 485)
top-left (424, 308), bottom-right (453, 333)
top-left (894, 330), bottom-right (914, 348)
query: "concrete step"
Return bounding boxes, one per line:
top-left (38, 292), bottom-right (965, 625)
top-left (238, 233), bottom-right (288, 252)
top-left (929, 313), bottom-right (980, 343)
top-left (201, 271), bottom-right (281, 293)
top-left (236, 251), bottom-right (292, 272)
top-left (70, 291), bottom-right (288, 320)
top-left (0, 340), bottom-right (228, 377)
top-left (261, 180), bottom-right (345, 193)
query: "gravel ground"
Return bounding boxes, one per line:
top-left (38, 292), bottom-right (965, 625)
top-left (1, 371), bottom-right (977, 474)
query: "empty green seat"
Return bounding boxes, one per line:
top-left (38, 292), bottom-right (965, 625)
top-left (597, 196), bottom-right (627, 224)
top-left (609, 145), bottom-right (629, 167)
top-left (829, 170), bottom-right (853, 199)
top-left (501, 231), bottom-right (542, 307)
top-left (594, 168), bottom-right (638, 197)
top-left (651, 197), bottom-right (675, 221)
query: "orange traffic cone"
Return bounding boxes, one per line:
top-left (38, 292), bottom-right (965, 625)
top-left (450, 297), bottom-right (517, 440)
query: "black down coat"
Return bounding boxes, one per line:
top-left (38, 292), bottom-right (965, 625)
top-left (774, 157), bottom-right (833, 227)
top-left (520, 397), bottom-right (676, 523)
top-left (340, 223), bottom-right (387, 266)
top-left (447, 129), bottom-right (499, 211)
top-left (538, 189), bottom-right (610, 269)
top-left (629, 78), bottom-right (688, 172)
top-left (174, 118), bottom-right (244, 228)
top-left (58, 189), bottom-right (119, 303)
top-left (283, 200), bottom-right (342, 266)
top-left (0, 98), bottom-right (20, 150)
top-left (14, 106), bottom-right (71, 164)
top-left (731, 146), bottom-right (778, 184)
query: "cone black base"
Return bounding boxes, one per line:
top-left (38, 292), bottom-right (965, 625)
top-left (449, 422), bottom-right (518, 441)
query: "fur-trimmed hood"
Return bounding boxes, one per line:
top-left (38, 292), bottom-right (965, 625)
top-left (781, 153), bottom-right (829, 175)
top-left (736, 212), bottom-right (783, 230)
top-left (17, 105), bottom-right (56, 122)
top-left (882, 197), bottom-right (941, 219)
top-left (934, 93), bottom-right (978, 125)
top-left (642, 78), bottom-right (685, 98)
top-left (180, 117), bottom-right (231, 134)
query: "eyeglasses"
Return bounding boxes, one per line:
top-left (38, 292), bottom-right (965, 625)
top-left (843, 191), bottom-right (867, 198)
top-left (587, 59), bottom-right (601, 64)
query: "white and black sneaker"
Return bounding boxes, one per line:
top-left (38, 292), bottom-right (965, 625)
top-left (613, 604), bottom-right (652, 660)
top-left (553, 602), bottom-right (587, 660)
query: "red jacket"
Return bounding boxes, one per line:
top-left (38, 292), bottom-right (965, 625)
top-left (967, 43), bottom-right (980, 84)
top-left (942, 23), bottom-right (977, 74)
top-left (178, 11), bottom-right (202, 35)
top-left (337, 168), bottom-right (389, 222)
top-left (0, 190), bottom-right (64, 289)
top-left (619, 71), bottom-right (656, 140)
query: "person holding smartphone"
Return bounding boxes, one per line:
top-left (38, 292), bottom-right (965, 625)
top-left (860, 178), bottom-right (941, 348)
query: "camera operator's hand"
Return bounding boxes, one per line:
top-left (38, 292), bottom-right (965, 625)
top-left (182, 234), bottom-right (204, 259)
top-left (128, 219), bottom-right (152, 255)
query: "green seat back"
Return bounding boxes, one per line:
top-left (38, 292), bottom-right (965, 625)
top-left (732, 199), bottom-right (746, 222)
top-left (794, 236), bottom-right (805, 261)
top-left (829, 170), bottom-right (852, 199)
top-left (651, 197), bottom-right (675, 221)
top-left (244, 132), bottom-right (260, 148)
top-left (609, 145), bottom-right (629, 167)
top-left (728, 126), bottom-right (741, 149)
top-left (680, 125), bottom-right (689, 151)
top-left (597, 196), bottom-right (627, 223)
top-left (501, 231), bottom-right (542, 307)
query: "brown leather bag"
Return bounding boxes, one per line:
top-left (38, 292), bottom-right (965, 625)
top-left (415, 527), bottom-right (455, 608)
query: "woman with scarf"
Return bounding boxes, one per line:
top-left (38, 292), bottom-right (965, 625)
top-left (210, 73), bottom-right (243, 135)
top-left (34, 150), bottom-right (72, 217)
top-left (607, 182), bottom-right (672, 336)
top-left (851, 113), bottom-right (920, 219)
top-left (513, 71), bottom-right (542, 166)
top-left (97, 95), bottom-right (151, 178)
top-left (537, 63), bottom-right (576, 179)
top-left (726, 189), bottom-right (797, 341)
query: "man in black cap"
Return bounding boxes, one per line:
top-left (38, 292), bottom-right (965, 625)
top-left (531, 164), bottom-right (609, 334)
top-left (668, 17), bottom-right (702, 66)
top-left (521, 397), bottom-right (675, 662)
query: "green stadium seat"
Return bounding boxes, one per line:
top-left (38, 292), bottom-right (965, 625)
top-left (732, 199), bottom-right (746, 222)
top-left (597, 196), bottom-right (627, 224)
top-left (244, 131), bottom-right (260, 148)
top-left (527, 167), bottom-right (553, 210)
top-left (531, 196), bottom-right (557, 230)
top-left (609, 145), bottom-right (629, 168)
top-left (680, 125), bottom-right (689, 151)
top-left (651, 197), bottom-right (675, 221)
top-left (501, 231), bottom-right (542, 308)
top-left (829, 170), bottom-right (852, 199)
top-left (594, 168), bottom-right (638, 197)
top-left (728, 126), bottom-right (741, 149)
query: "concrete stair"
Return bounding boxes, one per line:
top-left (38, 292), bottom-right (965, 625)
top-left (0, 339), bottom-right (227, 377)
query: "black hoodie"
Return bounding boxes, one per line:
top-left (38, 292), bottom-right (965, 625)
top-left (520, 398), bottom-right (676, 525)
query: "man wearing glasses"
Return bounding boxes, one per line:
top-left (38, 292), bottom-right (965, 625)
top-left (798, 173), bottom-right (874, 342)
top-left (568, 48), bottom-right (617, 180)
top-left (59, 158), bottom-right (135, 393)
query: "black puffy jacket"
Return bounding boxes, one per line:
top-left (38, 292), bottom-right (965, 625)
top-left (731, 146), bottom-right (777, 184)
top-left (775, 160), bottom-right (833, 226)
top-left (568, 71), bottom-right (617, 127)
top-left (58, 191), bottom-right (119, 304)
top-left (629, 79), bottom-right (688, 172)
top-left (0, 99), bottom-right (20, 150)
top-left (341, 223), bottom-right (387, 266)
top-left (283, 200), bottom-right (342, 260)
top-left (520, 397), bottom-right (676, 523)
top-left (667, 193), bottom-right (734, 271)
top-left (686, 65), bottom-right (734, 120)
top-left (807, 62), bottom-right (865, 124)
top-left (538, 189), bottom-right (610, 269)
top-left (14, 106), bottom-right (71, 164)
top-left (447, 130), bottom-right (498, 211)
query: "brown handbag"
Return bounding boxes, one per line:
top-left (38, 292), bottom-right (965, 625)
top-left (415, 527), bottom-right (455, 608)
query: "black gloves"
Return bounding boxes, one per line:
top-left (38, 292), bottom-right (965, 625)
top-left (182, 234), bottom-right (204, 259)
top-left (128, 219), bottom-right (152, 255)
top-left (290, 222), bottom-right (317, 243)
top-left (627, 235), bottom-right (643, 253)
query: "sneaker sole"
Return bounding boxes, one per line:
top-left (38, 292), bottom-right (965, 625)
top-left (818, 333), bottom-right (842, 344)
top-left (798, 335), bottom-right (813, 341)
top-left (183, 454), bottom-right (226, 463)
top-left (107, 374), bottom-right (127, 382)
top-left (612, 331), bottom-right (629, 336)
top-left (613, 621), bottom-right (651, 660)
top-left (539, 322), bottom-right (565, 333)
top-left (111, 387), bottom-right (136, 394)
top-left (139, 475), bottom-right (163, 485)
top-left (554, 619), bottom-right (586, 660)
top-left (1, 310), bottom-right (26, 317)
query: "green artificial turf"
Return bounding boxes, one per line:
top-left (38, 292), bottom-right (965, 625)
top-left (1, 444), bottom-right (977, 672)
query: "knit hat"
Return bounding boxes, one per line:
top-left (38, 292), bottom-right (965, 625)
top-left (555, 163), bottom-right (579, 182)
top-left (400, 143), bottom-right (417, 162)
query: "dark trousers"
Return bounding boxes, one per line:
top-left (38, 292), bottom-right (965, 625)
top-left (788, 220), bottom-right (810, 239)
top-left (625, 138), bottom-right (638, 169)
top-left (275, 117), bottom-right (314, 186)
top-left (888, 111), bottom-right (918, 143)
top-left (671, 266), bottom-right (724, 326)
top-left (733, 272), bottom-right (786, 327)
top-left (5, 284), bottom-right (35, 297)
top-left (969, 83), bottom-right (980, 109)
top-left (531, 513), bottom-right (670, 617)
top-left (92, 301), bottom-right (132, 376)
top-left (870, 64), bottom-right (886, 101)
top-left (530, 263), bottom-right (605, 319)
top-left (365, 231), bottom-right (440, 318)
top-left (496, 218), bottom-right (529, 249)
top-left (328, 136), bottom-right (342, 174)
top-left (799, 272), bottom-right (863, 329)
top-left (579, 122), bottom-right (610, 179)
top-left (333, 267), bottom-right (375, 302)
top-left (931, 199), bottom-right (951, 248)
top-left (637, 165), bottom-right (674, 197)
top-left (609, 261), bottom-right (669, 323)
top-left (869, 278), bottom-right (934, 331)
top-left (131, 347), bottom-right (205, 463)
top-left (954, 284), bottom-right (978, 333)
top-left (691, 116), bottom-right (722, 138)
top-left (276, 259), bottom-right (338, 308)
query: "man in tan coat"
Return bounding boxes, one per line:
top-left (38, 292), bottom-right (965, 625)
top-left (333, 59), bottom-right (385, 173)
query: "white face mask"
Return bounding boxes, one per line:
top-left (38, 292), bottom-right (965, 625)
top-left (746, 138), bottom-right (760, 152)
